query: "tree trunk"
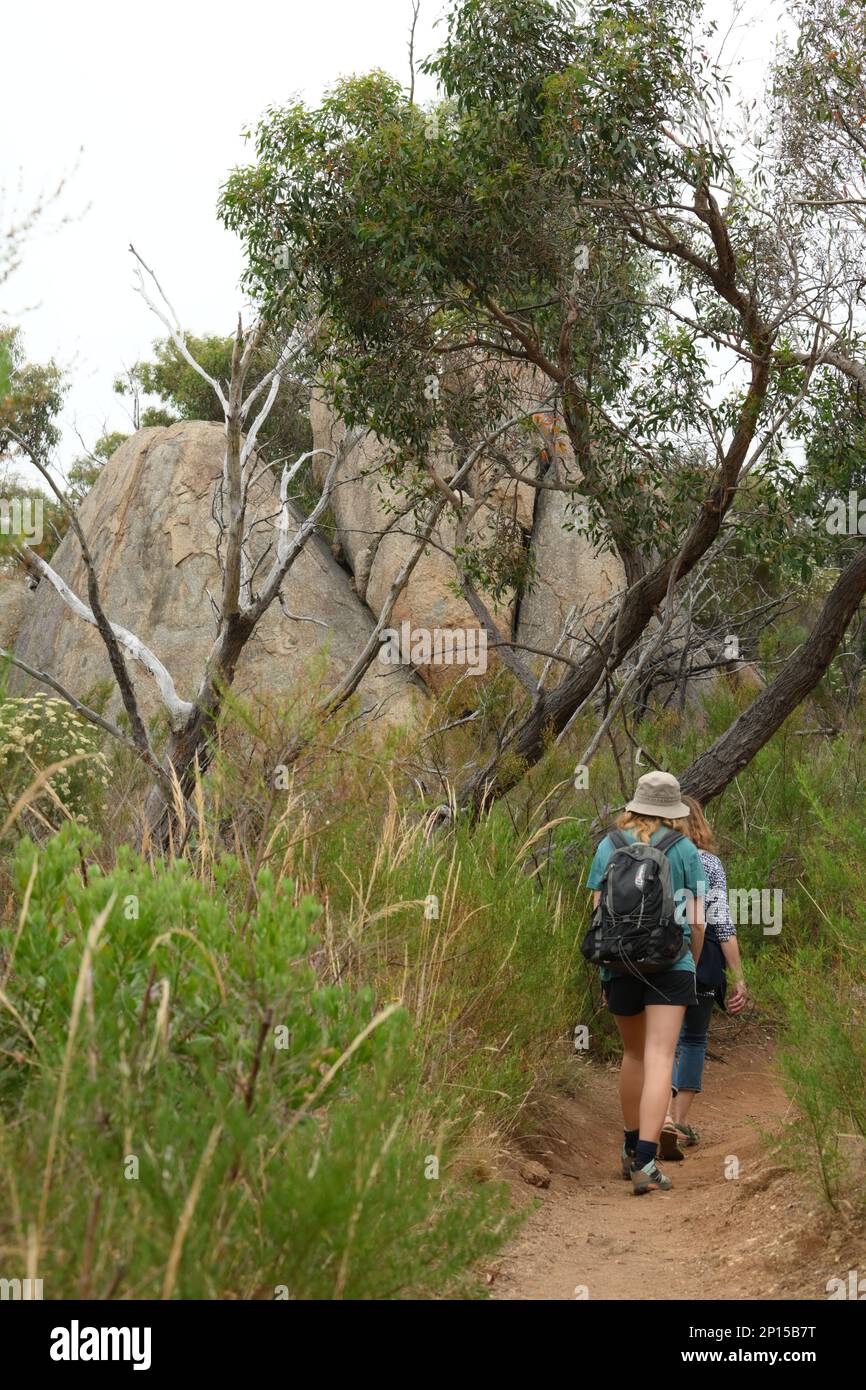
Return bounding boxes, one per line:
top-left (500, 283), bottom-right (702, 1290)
top-left (680, 543), bottom-right (866, 805)
top-left (457, 352), bottom-right (772, 816)
top-left (143, 612), bottom-right (254, 840)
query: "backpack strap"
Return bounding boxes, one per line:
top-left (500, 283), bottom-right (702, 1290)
top-left (654, 830), bottom-right (684, 855)
top-left (607, 829), bottom-right (629, 849)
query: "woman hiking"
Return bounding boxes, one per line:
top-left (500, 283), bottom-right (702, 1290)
top-left (586, 772), bottom-right (705, 1195)
top-left (662, 796), bottom-right (748, 1156)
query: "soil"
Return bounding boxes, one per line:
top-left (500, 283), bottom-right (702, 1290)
top-left (490, 1013), bottom-right (865, 1301)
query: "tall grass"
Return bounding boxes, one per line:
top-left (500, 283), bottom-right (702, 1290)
top-left (2, 671), bottom-right (865, 1300)
top-left (0, 821), bottom-right (525, 1298)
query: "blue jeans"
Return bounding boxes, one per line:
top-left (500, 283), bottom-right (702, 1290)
top-left (671, 991), bottom-right (715, 1093)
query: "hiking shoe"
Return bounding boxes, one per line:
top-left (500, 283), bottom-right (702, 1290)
top-left (674, 1122), bottom-right (699, 1148)
top-left (632, 1159), bottom-right (673, 1195)
top-left (621, 1145), bottom-right (636, 1180)
top-left (659, 1123), bottom-right (685, 1162)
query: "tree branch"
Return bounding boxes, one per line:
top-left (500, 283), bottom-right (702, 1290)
top-left (21, 547), bottom-right (194, 731)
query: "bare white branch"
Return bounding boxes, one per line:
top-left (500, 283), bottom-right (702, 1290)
top-left (0, 647), bottom-right (141, 752)
top-left (240, 363), bottom-right (284, 471)
top-left (130, 244), bottom-right (229, 414)
top-left (245, 445), bottom-right (347, 622)
top-left (24, 548), bottom-right (195, 731)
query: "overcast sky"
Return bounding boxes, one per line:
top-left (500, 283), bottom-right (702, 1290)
top-left (3, 0), bottom-right (784, 482)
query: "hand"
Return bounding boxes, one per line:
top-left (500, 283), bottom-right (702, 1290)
top-left (727, 980), bottom-right (748, 1014)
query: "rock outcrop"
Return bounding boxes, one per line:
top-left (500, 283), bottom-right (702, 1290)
top-left (311, 395), bottom-right (626, 689)
top-left (8, 406), bottom-right (734, 729)
top-left (365, 503), bottom-right (516, 692)
top-left (516, 452), bottom-right (624, 664)
top-left (311, 392), bottom-right (518, 690)
top-left (0, 573), bottom-right (29, 653)
top-left (11, 421), bottom-right (421, 728)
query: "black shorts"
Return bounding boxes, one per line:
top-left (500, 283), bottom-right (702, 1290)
top-left (604, 967), bottom-right (698, 1016)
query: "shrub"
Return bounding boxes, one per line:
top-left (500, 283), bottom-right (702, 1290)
top-left (0, 824), bottom-right (515, 1298)
top-left (0, 693), bottom-right (110, 832)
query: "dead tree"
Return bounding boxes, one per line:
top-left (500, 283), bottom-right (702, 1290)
top-left (0, 249), bottom-right (535, 840)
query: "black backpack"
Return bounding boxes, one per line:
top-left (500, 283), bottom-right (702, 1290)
top-left (581, 829), bottom-right (687, 974)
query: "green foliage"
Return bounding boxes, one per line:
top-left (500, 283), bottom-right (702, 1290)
top-left (115, 333), bottom-right (312, 461)
top-left (0, 694), bottom-right (110, 832)
top-left (4, 664), bottom-right (866, 1300)
top-left (115, 338), bottom-right (232, 424)
top-left (425, 0), bottom-right (579, 114)
top-left (796, 368), bottom-right (866, 503)
top-left (0, 824), bottom-right (516, 1298)
top-left (748, 764), bottom-right (866, 1209)
top-left (67, 430), bottom-right (130, 502)
top-left (0, 337), bottom-right (12, 399)
top-left (219, 21), bottom-right (669, 457)
top-left (304, 799), bottom-right (602, 1114)
top-left (217, 0), bottom-right (799, 585)
top-left (0, 324), bottom-right (65, 461)
top-left (0, 472), bottom-right (64, 569)
top-left (0, 326), bottom-right (67, 564)
top-left (774, 0), bottom-right (866, 193)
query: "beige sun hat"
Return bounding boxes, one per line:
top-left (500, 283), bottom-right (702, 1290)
top-left (625, 771), bottom-right (690, 820)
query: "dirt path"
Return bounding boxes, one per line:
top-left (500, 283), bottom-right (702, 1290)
top-left (492, 1015), bottom-right (860, 1301)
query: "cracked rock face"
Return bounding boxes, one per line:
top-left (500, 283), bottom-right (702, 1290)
top-left (311, 394), bottom-right (626, 688)
top-left (311, 392), bottom-right (517, 692)
top-left (11, 421), bottom-right (421, 729)
top-left (0, 573), bottom-right (29, 652)
top-left (516, 457), bottom-right (624, 665)
top-left (364, 501), bottom-right (518, 693)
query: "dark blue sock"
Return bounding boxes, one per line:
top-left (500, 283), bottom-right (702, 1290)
top-left (634, 1139), bottom-right (658, 1170)
top-left (624, 1128), bottom-right (639, 1152)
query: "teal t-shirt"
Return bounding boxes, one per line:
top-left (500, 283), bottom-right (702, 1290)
top-left (587, 828), bottom-right (704, 982)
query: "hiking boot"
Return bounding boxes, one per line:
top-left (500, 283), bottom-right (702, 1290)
top-left (632, 1158), bottom-right (673, 1195)
top-left (659, 1123), bottom-right (685, 1162)
top-left (621, 1145), bottom-right (636, 1180)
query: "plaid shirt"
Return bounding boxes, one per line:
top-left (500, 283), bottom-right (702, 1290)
top-left (698, 850), bottom-right (736, 942)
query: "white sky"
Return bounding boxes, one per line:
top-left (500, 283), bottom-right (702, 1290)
top-left (2, 0), bottom-right (786, 482)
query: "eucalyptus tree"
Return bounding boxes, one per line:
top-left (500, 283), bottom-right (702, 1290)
top-left (220, 0), bottom-right (866, 812)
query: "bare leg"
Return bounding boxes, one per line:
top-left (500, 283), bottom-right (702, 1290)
top-left (613, 1012), bottom-right (645, 1131)
top-left (673, 1089), bottom-right (697, 1124)
top-left (641, 1005), bottom-right (687, 1143)
top-left (665, 1090), bottom-right (676, 1127)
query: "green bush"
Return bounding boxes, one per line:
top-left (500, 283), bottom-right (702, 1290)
top-left (751, 764), bottom-right (866, 1208)
top-left (0, 824), bottom-right (515, 1298)
top-left (0, 693), bottom-right (110, 831)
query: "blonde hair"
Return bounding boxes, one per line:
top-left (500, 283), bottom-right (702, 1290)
top-left (615, 810), bottom-right (690, 844)
top-left (683, 795), bottom-right (717, 853)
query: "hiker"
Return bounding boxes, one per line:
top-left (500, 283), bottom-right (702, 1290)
top-left (664, 796), bottom-right (748, 1153)
top-left (584, 771), bottom-right (705, 1195)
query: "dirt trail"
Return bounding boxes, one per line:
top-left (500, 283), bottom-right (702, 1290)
top-left (492, 1015), bottom-right (861, 1301)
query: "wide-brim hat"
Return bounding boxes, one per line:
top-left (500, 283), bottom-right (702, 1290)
top-left (625, 771), bottom-right (689, 820)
